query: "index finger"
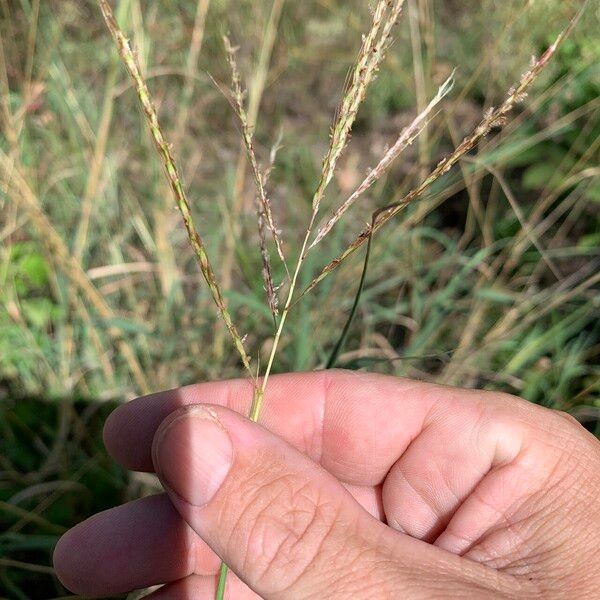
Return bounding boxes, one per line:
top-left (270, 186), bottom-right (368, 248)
top-left (104, 370), bottom-right (456, 486)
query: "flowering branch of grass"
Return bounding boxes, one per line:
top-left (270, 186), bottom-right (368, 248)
top-left (323, 65), bottom-right (456, 366)
top-left (228, 0), bottom-right (285, 219)
top-left (248, 0), bottom-right (407, 421)
top-left (173, 0), bottom-right (210, 147)
top-left (300, 9), bottom-right (584, 300)
top-left (311, 69), bottom-right (455, 248)
top-left (312, 0), bottom-right (406, 213)
top-left (222, 35), bottom-right (288, 274)
top-left (217, 0), bottom-right (286, 360)
top-left (97, 0), bottom-right (255, 379)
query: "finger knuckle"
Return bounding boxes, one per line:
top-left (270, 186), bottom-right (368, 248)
top-left (552, 410), bottom-right (595, 444)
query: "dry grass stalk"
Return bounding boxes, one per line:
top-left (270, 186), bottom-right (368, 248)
top-left (300, 14), bottom-right (582, 299)
top-left (73, 38), bottom-right (125, 261)
top-left (173, 0), bottom-right (210, 146)
top-left (223, 35), bottom-right (287, 269)
top-left (98, 0), bottom-right (254, 378)
top-left (311, 70), bottom-right (455, 248)
top-left (475, 160), bottom-right (562, 278)
top-left (0, 153), bottom-right (150, 394)
top-left (408, 0), bottom-right (430, 180)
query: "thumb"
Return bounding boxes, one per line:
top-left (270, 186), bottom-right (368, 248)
top-left (151, 404), bottom-right (395, 598)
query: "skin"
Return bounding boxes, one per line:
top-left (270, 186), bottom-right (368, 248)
top-left (54, 370), bottom-right (600, 599)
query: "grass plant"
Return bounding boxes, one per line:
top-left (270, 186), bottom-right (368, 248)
top-left (0, 0), bottom-right (598, 597)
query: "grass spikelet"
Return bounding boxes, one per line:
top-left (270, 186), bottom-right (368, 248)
top-left (257, 203), bottom-right (279, 320)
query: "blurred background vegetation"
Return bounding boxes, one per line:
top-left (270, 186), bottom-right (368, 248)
top-left (1, 0), bottom-right (599, 597)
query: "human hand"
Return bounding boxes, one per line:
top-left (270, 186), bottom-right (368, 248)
top-left (54, 370), bottom-right (600, 598)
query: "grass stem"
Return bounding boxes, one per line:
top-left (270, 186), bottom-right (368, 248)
top-left (97, 0), bottom-right (255, 380)
top-left (216, 563), bottom-right (229, 600)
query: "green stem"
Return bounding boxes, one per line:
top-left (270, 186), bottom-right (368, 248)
top-left (249, 212), bottom-right (317, 421)
top-left (216, 563), bottom-right (229, 600)
top-left (326, 219), bottom-right (375, 369)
